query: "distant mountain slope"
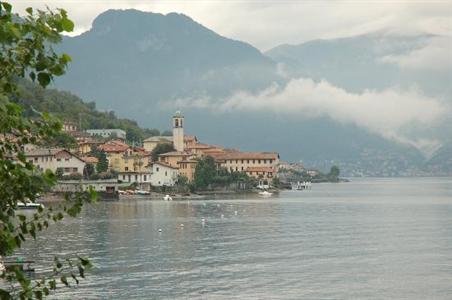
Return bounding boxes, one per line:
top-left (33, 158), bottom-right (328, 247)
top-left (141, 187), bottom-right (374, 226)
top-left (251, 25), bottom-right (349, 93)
top-left (265, 32), bottom-right (451, 97)
top-left (49, 9), bottom-right (451, 175)
top-left (55, 9), bottom-right (280, 118)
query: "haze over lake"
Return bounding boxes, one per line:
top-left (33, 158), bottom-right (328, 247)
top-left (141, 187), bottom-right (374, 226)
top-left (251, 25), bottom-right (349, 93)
top-left (19, 178), bottom-right (452, 299)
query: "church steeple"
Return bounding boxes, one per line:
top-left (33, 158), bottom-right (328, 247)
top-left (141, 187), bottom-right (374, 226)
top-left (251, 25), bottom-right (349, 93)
top-left (172, 111), bottom-right (184, 152)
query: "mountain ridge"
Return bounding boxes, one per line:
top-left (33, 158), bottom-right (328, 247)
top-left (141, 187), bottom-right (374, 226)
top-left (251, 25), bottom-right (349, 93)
top-left (50, 9), bottom-right (451, 175)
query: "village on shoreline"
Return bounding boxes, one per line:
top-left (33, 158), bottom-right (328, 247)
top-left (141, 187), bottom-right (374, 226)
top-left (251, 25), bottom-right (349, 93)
top-left (21, 111), bottom-right (341, 200)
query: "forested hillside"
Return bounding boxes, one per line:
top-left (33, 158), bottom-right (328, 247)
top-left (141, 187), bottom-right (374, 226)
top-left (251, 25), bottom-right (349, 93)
top-left (14, 80), bottom-right (166, 142)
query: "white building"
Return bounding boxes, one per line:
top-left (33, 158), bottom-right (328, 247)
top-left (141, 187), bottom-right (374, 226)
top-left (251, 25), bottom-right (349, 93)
top-left (86, 129), bottom-right (126, 140)
top-left (172, 111), bottom-right (184, 152)
top-left (118, 171), bottom-right (151, 184)
top-left (25, 148), bottom-right (86, 175)
top-left (150, 162), bottom-right (178, 186)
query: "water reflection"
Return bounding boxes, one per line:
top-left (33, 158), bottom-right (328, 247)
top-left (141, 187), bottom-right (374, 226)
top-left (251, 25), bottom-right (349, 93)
top-left (14, 178), bottom-right (452, 299)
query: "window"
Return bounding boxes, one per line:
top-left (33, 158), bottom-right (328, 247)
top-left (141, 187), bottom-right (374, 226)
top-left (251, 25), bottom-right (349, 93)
top-left (144, 175), bottom-right (147, 181)
top-left (57, 158), bottom-right (61, 162)
top-left (165, 171), bottom-right (167, 176)
top-left (247, 160), bottom-right (250, 164)
top-left (241, 160), bottom-right (244, 163)
top-left (258, 160), bottom-right (261, 164)
top-left (241, 166), bottom-right (244, 171)
top-left (72, 168), bottom-right (77, 172)
top-left (64, 167), bottom-right (70, 173)
top-left (135, 175), bottom-right (138, 181)
top-left (269, 159), bottom-right (273, 163)
top-left (125, 167), bottom-right (129, 171)
top-left (123, 175), bottom-right (126, 180)
top-left (235, 167), bottom-right (238, 171)
top-left (65, 158), bottom-right (70, 161)
top-left (236, 160), bottom-right (238, 164)
top-left (156, 167), bottom-right (159, 172)
top-left (253, 160), bottom-right (255, 164)
top-left (175, 119), bottom-right (179, 127)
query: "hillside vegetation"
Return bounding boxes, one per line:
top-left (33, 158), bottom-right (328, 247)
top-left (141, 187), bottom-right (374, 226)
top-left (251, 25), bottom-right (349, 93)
top-left (14, 80), bottom-right (166, 142)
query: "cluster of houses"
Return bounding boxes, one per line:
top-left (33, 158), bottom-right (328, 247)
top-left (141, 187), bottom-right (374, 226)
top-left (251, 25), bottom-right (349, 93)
top-left (23, 111), bottom-right (280, 189)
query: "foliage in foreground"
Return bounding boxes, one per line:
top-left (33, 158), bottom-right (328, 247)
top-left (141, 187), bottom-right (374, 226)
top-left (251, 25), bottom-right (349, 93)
top-left (0, 2), bottom-right (95, 298)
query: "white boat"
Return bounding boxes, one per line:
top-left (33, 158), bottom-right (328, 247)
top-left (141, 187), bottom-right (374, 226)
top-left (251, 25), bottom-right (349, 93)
top-left (163, 194), bottom-right (173, 201)
top-left (17, 202), bottom-right (44, 210)
top-left (258, 191), bottom-right (273, 197)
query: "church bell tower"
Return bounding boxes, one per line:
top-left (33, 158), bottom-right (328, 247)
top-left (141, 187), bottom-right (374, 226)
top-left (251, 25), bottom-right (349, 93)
top-left (172, 111), bottom-right (184, 152)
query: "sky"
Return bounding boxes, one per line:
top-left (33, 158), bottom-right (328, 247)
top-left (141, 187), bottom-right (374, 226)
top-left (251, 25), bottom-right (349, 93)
top-left (10, 0), bottom-right (452, 50)
top-left (10, 0), bottom-right (452, 152)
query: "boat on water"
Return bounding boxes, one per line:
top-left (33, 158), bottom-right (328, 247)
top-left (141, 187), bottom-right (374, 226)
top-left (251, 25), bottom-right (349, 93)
top-left (163, 194), bottom-right (173, 201)
top-left (258, 191), bottom-right (273, 197)
top-left (135, 190), bottom-right (150, 195)
top-left (292, 181), bottom-right (312, 190)
top-left (16, 201), bottom-right (44, 210)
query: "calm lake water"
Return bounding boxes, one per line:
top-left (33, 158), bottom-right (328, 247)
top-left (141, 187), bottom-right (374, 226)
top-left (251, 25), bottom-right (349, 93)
top-left (18, 177), bottom-right (452, 299)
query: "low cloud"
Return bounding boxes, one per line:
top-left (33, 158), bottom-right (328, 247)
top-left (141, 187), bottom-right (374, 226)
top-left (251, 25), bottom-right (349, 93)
top-left (381, 36), bottom-right (452, 71)
top-left (172, 78), bottom-right (447, 149)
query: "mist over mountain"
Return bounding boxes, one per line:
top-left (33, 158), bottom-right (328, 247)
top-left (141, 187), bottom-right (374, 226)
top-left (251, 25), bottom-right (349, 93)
top-left (52, 9), bottom-right (451, 175)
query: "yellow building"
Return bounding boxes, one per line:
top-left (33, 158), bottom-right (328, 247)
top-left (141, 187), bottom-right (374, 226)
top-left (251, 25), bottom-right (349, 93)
top-left (177, 159), bottom-right (198, 182)
top-left (210, 151), bottom-right (280, 178)
top-left (159, 151), bottom-right (194, 168)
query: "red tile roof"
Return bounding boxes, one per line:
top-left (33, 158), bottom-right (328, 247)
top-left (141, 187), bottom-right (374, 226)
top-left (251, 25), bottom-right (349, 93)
top-left (153, 161), bottom-right (179, 169)
top-left (98, 140), bottom-right (130, 153)
top-left (81, 156), bottom-right (99, 164)
top-left (210, 151), bottom-right (279, 160)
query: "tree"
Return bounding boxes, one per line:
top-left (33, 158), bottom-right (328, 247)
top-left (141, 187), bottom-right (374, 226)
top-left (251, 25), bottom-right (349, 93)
top-left (193, 156), bottom-right (217, 190)
top-left (161, 130), bottom-right (172, 136)
top-left (0, 2), bottom-right (94, 298)
top-left (94, 151), bottom-right (108, 173)
top-left (42, 131), bottom-right (77, 149)
top-left (83, 164), bottom-right (95, 179)
top-left (151, 143), bottom-right (175, 161)
top-left (328, 165), bottom-right (340, 182)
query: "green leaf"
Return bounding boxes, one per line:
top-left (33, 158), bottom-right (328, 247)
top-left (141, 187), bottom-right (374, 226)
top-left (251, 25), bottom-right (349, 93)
top-left (34, 290), bottom-right (43, 300)
top-left (78, 265), bottom-right (85, 278)
top-left (49, 280), bottom-right (57, 290)
top-left (60, 275), bottom-right (69, 286)
top-left (25, 7), bottom-right (33, 15)
top-left (71, 273), bottom-right (79, 284)
top-left (0, 288), bottom-right (11, 299)
top-left (61, 18), bottom-right (74, 32)
top-left (60, 53), bottom-right (72, 63)
top-left (37, 72), bottom-right (51, 87)
top-left (2, 2), bottom-right (12, 13)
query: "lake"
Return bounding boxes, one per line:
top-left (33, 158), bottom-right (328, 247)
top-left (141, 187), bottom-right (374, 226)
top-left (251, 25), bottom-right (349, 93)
top-left (18, 177), bottom-right (452, 299)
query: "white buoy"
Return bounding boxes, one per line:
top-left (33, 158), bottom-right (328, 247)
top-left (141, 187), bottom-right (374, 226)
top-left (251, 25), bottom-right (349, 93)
top-left (158, 228), bottom-right (162, 233)
top-left (234, 211), bottom-right (238, 215)
top-left (221, 214), bottom-right (224, 218)
top-left (180, 223), bottom-right (184, 228)
top-left (201, 218), bottom-right (206, 223)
